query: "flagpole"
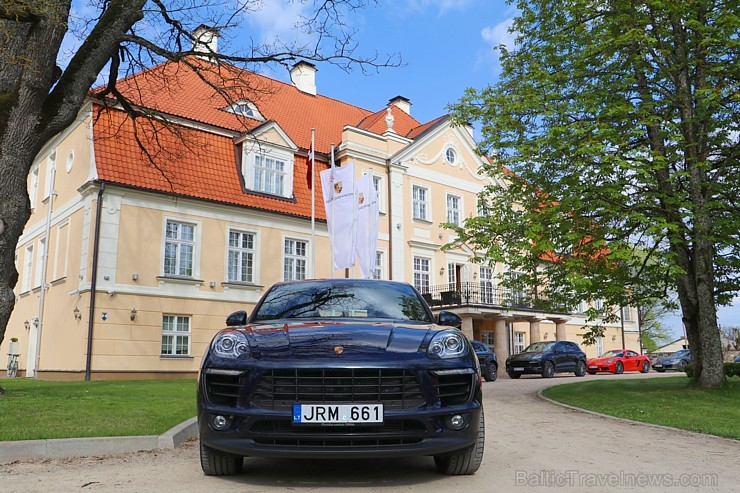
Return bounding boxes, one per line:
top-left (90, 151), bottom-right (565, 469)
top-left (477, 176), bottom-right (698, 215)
top-left (330, 144), bottom-right (336, 277)
top-left (310, 128), bottom-right (315, 278)
top-left (367, 167), bottom-right (374, 279)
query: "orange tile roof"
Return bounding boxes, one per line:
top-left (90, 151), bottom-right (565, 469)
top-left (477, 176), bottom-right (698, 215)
top-left (91, 58), bottom-right (447, 219)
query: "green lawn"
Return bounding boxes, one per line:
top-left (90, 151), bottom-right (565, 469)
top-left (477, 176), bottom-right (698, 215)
top-left (0, 379), bottom-right (197, 441)
top-left (542, 377), bottom-right (740, 440)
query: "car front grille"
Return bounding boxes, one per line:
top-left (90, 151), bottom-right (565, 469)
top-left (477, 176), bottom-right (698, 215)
top-left (251, 368), bottom-right (426, 410)
top-left (432, 372), bottom-right (474, 406)
top-left (203, 372), bottom-right (244, 407)
top-left (249, 418), bottom-right (426, 447)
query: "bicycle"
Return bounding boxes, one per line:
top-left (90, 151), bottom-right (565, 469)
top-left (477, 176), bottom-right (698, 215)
top-left (7, 353), bottom-right (19, 378)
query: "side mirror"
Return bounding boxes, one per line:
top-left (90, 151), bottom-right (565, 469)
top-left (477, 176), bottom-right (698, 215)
top-left (226, 310), bottom-right (248, 326)
top-left (437, 311), bottom-right (462, 329)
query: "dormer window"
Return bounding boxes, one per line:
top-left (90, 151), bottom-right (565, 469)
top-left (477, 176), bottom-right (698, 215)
top-left (241, 139), bottom-right (295, 199)
top-left (223, 100), bottom-right (263, 121)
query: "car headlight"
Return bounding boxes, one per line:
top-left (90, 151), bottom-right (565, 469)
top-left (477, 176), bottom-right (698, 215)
top-left (607, 358), bottom-right (614, 363)
top-left (530, 353), bottom-right (543, 361)
top-left (212, 329), bottom-right (250, 359)
top-left (427, 331), bottom-right (469, 359)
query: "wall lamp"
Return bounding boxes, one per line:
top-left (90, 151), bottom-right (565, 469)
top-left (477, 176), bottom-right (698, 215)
top-left (439, 266), bottom-right (445, 276)
top-left (130, 308), bottom-right (137, 321)
top-left (543, 332), bottom-right (549, 340)
top-left (73, 307), bottom-right (81, 321)
top-left (612, 335), bottom-right (617, 341)
top-left (24, 320), bottom-right (30, 330)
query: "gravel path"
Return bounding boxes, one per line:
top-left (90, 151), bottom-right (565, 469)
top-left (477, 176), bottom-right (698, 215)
top-left (1, 372), bottom-right (737, 492)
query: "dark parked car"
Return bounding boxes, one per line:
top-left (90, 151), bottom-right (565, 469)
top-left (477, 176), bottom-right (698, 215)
top-left (198, 279), bottom-right (484, 476)
top-left (505, 341), bottom-right (587, 378)
top-left (471, 341), bottom-right (497, 382)
top-left (652, 349), bottom-right (692, 372)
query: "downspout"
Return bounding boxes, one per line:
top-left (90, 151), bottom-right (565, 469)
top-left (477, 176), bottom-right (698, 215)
top-left (386, 161), bottom-right (393, 279)
top-left (85, 182), bottom-right (105, 381)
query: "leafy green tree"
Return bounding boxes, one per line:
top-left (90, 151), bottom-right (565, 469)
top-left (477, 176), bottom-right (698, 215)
top-left (637, 298), bottom-right (675, 353)
top-left (0, 1), bottom-right (395, 352)
top-left (449, 0), bottom-right (738, 387)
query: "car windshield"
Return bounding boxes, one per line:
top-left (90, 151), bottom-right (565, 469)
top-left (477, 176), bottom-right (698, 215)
top-left (601, 350), bottom-right (623, 358)
top-left (252, 280), bottom-right (435, 323)
top-left (523, 342), bottom-right (556, 353)
top-left (674, 350), bottom-right (690, 357)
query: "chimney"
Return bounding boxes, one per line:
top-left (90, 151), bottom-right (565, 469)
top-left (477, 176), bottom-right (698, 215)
top-left (193, 25), bottom-right (218, 57)
top-left (389, 96), bottom-right (411, 116)
top-left (291, 61), bottom-right (317, 96)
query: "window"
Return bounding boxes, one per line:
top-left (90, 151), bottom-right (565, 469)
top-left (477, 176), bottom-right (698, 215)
top-left (412, 185), bottom-right (429, 221)
top-left (481, 331), bottom-right (495, 348)
top-left (29, 165), bottom-right (39, 210)
top-left (514, 332), bottom-right (525, 354)
top-left (480, 266), bottom-right (494, 304)
top-left (594, 299), bottom-right (604, 311)
top-left (371, 174), bottom-right (386, 213)
top-left (44, 154), bottom-right (55, 199)
top-left (373, 251), bottom-right (384, 280)
top-left (161, 315), bottom-right (191, 356)
top-left (446, 194), bottom-right (461, 226)
top-left (22, 244), bottom-right (33, 292)
top-left (54, 222), bottom-right (69, 280)
top-left (227, 230), bottom-right (255, 283)
top-left (284, 238), bottom-right (307, 281)
top-left (254, 155), bottom-right (287, 195)
top-left (164, 220), bottom-right (195, 277)
top-left (596, 336), bottom-right (603, 356)
top-left (622, 306), bottom-right (632, 321)
top-left (33, 237), bottom-right (45, 288)
top-left (224, 100), bottom-right (263, 120)
top-left (445, 147), bottom-right (456, 164)
top-left (413, 257), bottom-right (430, 292)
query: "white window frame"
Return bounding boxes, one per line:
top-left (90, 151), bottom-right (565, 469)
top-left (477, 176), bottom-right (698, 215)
top-left (370, 173), bottom-right (386, 214)
top-left (224, 99), bottom-right (263, 120)
top-left (481, 331), bottom-right (495, 347)
top-left (242, 141), bottom-right (295, 199)
top-left (596, 336), bottom-right (603, 357)
top-left (622, 306), bottom-right (632, 322)
top-left (54, 221), bottom-right (70, 281)
top-left (412, 256), bottom-right (431, 293)
top-left (412, 184), bottom-right (430, 221)
top-left (446, 193), bottom-right (462, 226)
top-left (162, 218), bottom-right (199, 278)
top-left (480, 266), bottom-right (494, 304)
top-left (514, 332), bottom-right (525, 354)
top-left (43, 153), bottom-right (55, 199)
top-left (445, 147), bottom-right (457, 165)
top-left (161, 314), bottom-right (191, 356)
top-left (29, 164), bottom-right (39, 210)
top-left (283, 237), bottom-right (308, 281)
top-left (22, 244), bottom-right (33, 292)
top-left (226, 229), bottom-right (257, 284)
top-left (373, 250), bottom-right (385, 280)
top-left (33, 237), bottom-right (45, 289)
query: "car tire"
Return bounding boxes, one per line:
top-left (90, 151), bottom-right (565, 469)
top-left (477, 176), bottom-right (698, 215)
top-left (640, 361), bottom-right (650, 373)
top-left (542, 361), bottom-right (555, 378)
top-left (587, 371), bottom-right (597, 375)
top-left (614, 362), bottom-right (624, 375)
top-left (507, 371), bottom-right (521, 379)
top-left (434, 410), bottom-right (485, 475)
top-left (677, 360), bottom-right (687, 372)
top-left (200, 441), bottom-right (243, 476)
top-left (483, 363), bottom-right (498, 382)
top-left (575, 360), bottom-right (586, 377)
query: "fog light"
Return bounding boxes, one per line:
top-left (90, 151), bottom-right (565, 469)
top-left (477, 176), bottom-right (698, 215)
top-left (448, 414), bottom-right (466, 430)
top-left (211, 414), bottom-right (230, 431)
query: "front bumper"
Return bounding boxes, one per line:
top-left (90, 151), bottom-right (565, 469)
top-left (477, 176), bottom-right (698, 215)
top-left (198, 365), bottom-right (482, 459)
top-left (506, 361), bottom-right (543, 374)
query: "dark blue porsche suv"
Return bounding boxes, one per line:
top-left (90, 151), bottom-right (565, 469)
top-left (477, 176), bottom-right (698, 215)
top-left (198, 279), bottom-right (484, 476)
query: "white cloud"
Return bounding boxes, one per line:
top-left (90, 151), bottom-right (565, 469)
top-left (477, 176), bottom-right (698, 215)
top-left (481, 16), bottom-right (516, 52)
top-left (404, 0), bottom-right (473, 15)
top-left (244, 0), bottom-right (311, 45)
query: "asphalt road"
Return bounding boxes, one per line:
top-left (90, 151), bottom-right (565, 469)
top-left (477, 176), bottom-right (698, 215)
top-left (2, 372), bottom-right (738, 493)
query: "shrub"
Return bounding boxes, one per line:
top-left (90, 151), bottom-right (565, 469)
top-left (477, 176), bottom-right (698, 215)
top-left (723, 363), bottom-right (734, 377)
top-left (685, 362), bottom-right (739, 378)
top-left (685, 364), bottom-right (694, 378)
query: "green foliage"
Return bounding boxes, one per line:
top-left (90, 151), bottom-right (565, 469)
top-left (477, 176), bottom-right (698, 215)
top-left (685, 364), bottom-right (695, 379)
top-left (723, 362), bottom-right (740, 378)
top-left (543, 377), bottom-right (740, 439)
top-left (448, 0), bottom-right (739, 354)
top-left (0, 379), bottom-right (196, 441)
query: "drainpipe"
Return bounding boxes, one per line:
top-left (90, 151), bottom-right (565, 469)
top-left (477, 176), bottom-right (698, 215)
top-left (31, 163), bottom-right (56, 378)
top-left (85, 182), bottom-right (105, 381)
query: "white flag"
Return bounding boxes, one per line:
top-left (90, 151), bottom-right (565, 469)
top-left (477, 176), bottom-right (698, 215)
top-left (320, 161), bottom-right (357, 271)
top-left (355, 173), bottom-right (379, 279)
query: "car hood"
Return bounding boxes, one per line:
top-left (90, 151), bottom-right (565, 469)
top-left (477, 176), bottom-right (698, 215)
top-left (656, 356), bottom-right (680, 364)
top-left (588, 356), bottom-right (617, 364)
top-left (239, 321), bottom-right (437, 360)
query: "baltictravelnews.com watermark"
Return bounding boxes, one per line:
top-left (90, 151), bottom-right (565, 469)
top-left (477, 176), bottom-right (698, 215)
top-left (514, 470), bottom-right (719, 488)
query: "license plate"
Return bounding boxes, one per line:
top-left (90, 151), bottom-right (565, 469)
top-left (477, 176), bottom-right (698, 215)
top-left (654, 364), bottom-right (662, 368)
top-left (513, 367), bottom-right (524, 372)
top-left (588, 366), bottom-right (597, 369)
top-left (293, 404), bottom-right (383, 424)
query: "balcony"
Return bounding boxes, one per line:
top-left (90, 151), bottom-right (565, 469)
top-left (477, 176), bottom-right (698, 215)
top-left (419, 282), bottom-right (558, 312)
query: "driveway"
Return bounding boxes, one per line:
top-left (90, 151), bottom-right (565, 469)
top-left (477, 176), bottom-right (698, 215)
top-left (2, 373), bottom-right (737, 492)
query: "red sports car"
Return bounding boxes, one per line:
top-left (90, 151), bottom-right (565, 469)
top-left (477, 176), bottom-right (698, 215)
top-left (587, 349), bottom-right (650, 375)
